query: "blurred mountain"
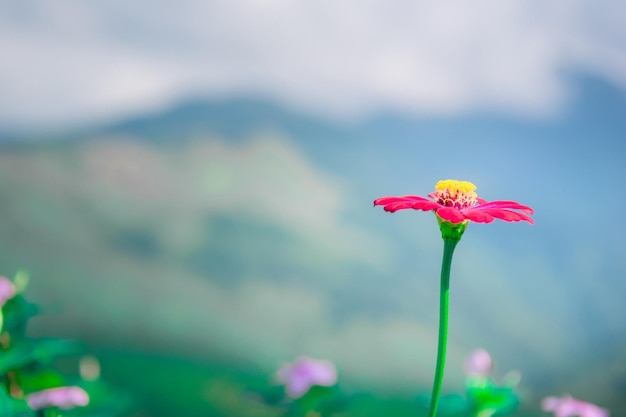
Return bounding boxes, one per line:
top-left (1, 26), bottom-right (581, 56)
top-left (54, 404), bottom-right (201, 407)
top-left (0, 96), bottom-right (403, 373)
top-left (0, 82), bottom-right (625, 414)
top-left (104, 97), bottom-right (344, 142)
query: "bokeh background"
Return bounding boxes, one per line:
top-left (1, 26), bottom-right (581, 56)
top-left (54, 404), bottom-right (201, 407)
top-left (1, 1), bottom-right (626, 416)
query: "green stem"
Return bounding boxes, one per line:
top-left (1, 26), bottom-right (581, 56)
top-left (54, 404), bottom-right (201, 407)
top-left (427, 237), bottom-right (459, 417)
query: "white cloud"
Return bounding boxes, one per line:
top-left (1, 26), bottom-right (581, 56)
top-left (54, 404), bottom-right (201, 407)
top-left (1, 0), bottom-right (625, 127)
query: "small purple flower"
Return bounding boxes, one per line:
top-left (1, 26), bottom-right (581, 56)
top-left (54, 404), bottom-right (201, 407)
top-left (276, 356), bottom-right (337, 398)
top-left (464, 348), bottom-right (493, 376)
top-left (0, 276), bottom-right (16, 308)
top-left (542, 395), bottom-right (609, 417)
top-left (26, 386), bottom-right (89, 410)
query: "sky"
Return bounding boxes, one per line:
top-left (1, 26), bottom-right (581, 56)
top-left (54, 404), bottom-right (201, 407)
top-left (1, 1), bottom-right (626, 414)
top-left (1, 0), bottom-right (625, 129)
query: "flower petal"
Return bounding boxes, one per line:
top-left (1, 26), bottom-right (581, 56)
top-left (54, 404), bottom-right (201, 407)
top-left (463, 209), bottom-right (496, 223)
top-left (285, 376), bottom-right (312, 398)
top-left (307, 360), bottom-right (338, 386)
top-left (411, 200), bottom-right (441, 211)
top-left (580, 403), bottom-right (610, 417)
top-left (0, 276), bottom-right (15, 308)
top-left (374, 195), bottom-right (439, 213)
top-left (435, 207), bottom-right (466, 224)
top-left (475, 200), bottom-right (534, 214)
top-left (464, 349), bottom-right (493, 376)
top-left (381, 201), bottom-right (417, 212)
top-left (543, 396), bottom-right (610, 417)
top-left (479, 208), bottom-right (534, 224)
top-left (541, 396), bottom-right (563, 412)
top-left (27, 387), bottom-right (89, 410)
top-left (276, 357), bottom-right (337, 398)
top-left (374, 195), bottom-right (432, 206)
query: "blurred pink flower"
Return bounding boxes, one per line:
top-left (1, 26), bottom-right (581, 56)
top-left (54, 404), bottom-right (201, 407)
top-left (464, 348), bottom-right (493, 376)
top-left (542, 395), bottom-right (609, 417)
top-left (276, 356), bottom-right (337, 398)
top-left (374, 179), bottom-right (534, 225)
top-left (0, 276), bottom-right (16, 308)
top-left (26, 386), bottom-right (89, 410)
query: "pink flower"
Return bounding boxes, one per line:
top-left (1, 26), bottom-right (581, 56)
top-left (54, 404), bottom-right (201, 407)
top-left (26, 386), bottom-right (89, 410)
top-left (276, 356), bottom-right (337, 398)
top-left (0, 275), bottom-right (16, 308)
top-left (542, 395), bottom-right (609, 417)
top-left (464, 348), bottom-right (493, 376)
top-left (374, 179), bottom-right (534, 225)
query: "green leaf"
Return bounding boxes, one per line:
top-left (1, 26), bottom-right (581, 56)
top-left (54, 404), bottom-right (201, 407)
top-left (19, 369), bottom-right (67, 393)
top-left (436, 393), bottom-right (470, 415)
top-left (0, 338), bottom-right (83, 374)
top-left (466, 385), bottom-right (519, 415)
top-left (0, 386), bottom-right (35, 416)
top-left (2, 294), bottom-right (39, 336)
top-left (293, 385), bottom-right (347, 416)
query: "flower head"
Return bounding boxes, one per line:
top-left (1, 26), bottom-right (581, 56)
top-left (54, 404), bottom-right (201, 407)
top-left (463, 350), bottom-right (520, 417)
top-left (374, 179), bottom-right (534, 225)
top-left (276, 356), bottom-right (337, 398)
top-left (26, 386), bottom-right (89, 410)
top-left (542, 395), bottom-right (609, 417)
top-left (464, 348), bottom-right (493, 377)
top-left (0, 276), bottom-right (16, 308)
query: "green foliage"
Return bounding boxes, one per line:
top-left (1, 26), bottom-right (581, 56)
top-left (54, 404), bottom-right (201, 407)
top-left (0, 271), bottom-right (131, 417)
top-left (437, 375), bottom-right (520, 417)
top-left (284, 385), bottom-right (348, 417)
top-left (0, 339), bottom-right (83, 375)
top-left (0, 270), bottom-right (525, 417)
top-left (466, 381), bottom-right (519, 416)
top-left (0, 387), bottom-right (32, 416)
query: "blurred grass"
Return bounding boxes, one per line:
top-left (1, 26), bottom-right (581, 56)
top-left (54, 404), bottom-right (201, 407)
top-left (93, 349), bottom-right (549, 417)
top-left (96, 349), bottom-right (282, 417)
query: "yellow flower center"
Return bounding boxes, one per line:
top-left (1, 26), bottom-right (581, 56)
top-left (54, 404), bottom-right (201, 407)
top-left (431, 179), bottom-right (478, 209)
